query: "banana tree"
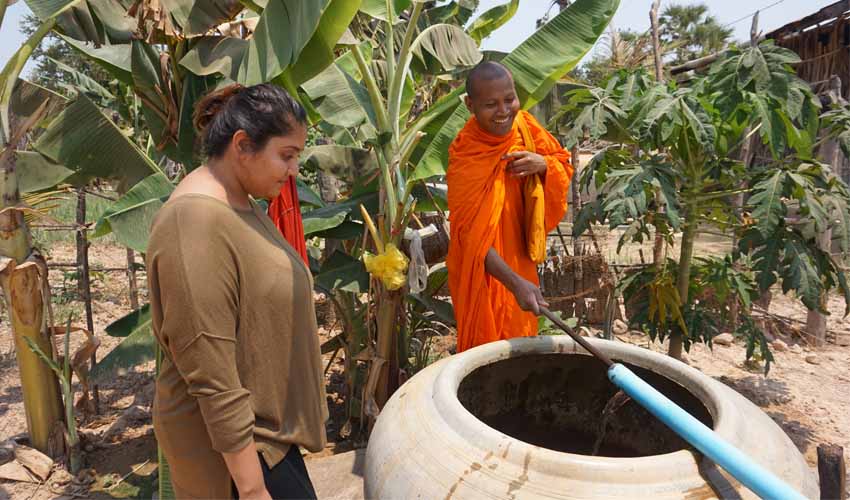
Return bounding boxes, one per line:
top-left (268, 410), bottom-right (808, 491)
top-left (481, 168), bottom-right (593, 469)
top-left (553, 41), bottom-right (850, 362)
top-left (0, 0), bottom-right (98, 457)
top-left (292, 0), bottom-right (620, 409)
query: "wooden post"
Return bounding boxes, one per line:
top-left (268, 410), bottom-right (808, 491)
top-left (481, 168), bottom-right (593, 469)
top-left (571, 147), bottom-right (583, 275)
top-left (126, 248), bottom-right (139, 310)
top-left (817, 444), bottom-right (846, 500)
top-left (75, 189), bottom-right (98, 412)
top-left (649, 0), bottom-right (664, 83)
top-left (750, 11), bottom-right (760, 46)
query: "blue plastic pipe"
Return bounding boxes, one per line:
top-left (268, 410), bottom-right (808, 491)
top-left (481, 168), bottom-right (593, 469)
top-left (607, 363), bottom-right (807, 500)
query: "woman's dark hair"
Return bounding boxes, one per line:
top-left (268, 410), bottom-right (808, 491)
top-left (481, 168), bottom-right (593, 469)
top-left (193, 83), bottom-right (308, 158)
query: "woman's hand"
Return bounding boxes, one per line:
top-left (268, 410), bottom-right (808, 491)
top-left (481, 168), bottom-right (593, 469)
top-left (238, 485), bottom-right (273, 500)
top-left (223, 442), bottom-right (271, 500)
top-left (239, 486), bottom-right (273, 500)
top-left (507, 275), bottom-right (549, 315)
top-left (503, 151), bottom-right (547, 178)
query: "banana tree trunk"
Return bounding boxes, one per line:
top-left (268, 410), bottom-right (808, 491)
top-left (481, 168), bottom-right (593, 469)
top-left (375, 288), bottom-right (402, 407)
top-left (0, 149), bottom-right (64, 456)
top-left (670, 202), bottom-right (698, 360)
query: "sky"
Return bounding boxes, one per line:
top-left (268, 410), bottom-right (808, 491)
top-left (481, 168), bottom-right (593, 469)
top-left (0, 0), bottom-right (840, 78)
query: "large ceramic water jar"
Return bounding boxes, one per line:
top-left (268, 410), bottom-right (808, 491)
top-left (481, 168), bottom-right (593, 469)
top-left (365, 336), bottom-right (818, 499)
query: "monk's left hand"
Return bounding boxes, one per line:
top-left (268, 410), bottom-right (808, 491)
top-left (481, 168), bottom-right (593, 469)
top-left (503, 151), bottom-right (547, 178)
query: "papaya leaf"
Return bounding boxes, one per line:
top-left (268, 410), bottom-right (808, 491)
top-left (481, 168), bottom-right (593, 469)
top-left (782, 238), bottom-right (822, 311)
top-left (749, 170), bottom-right (787, 238)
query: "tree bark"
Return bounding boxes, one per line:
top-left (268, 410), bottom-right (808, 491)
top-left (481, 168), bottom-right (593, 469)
top-left (0, 149), bottom-right (64, 456)
top-left (75, 189), bottom-right (98, 412)
top-left (670, 203), bottom-right (698, 360)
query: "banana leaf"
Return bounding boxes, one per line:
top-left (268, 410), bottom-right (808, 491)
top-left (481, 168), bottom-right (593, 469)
top-left (33, 95), bottom-right (160, 192)
top-left (296, 177), bottom-right (324, 208)
top-left (467, 0), bottom-right (518, 43)
top-left (15, 151), bottom-right (74, 192)
top-left (93, 172), bottom-right (174, 252)
top-left (179, 36), bottom-right (247, 82)
top-left (315, 250), bottom-right (369, 294)
top-left (237, 0), bottom-right (329, 85)
top-left (105, 304), bottom-right (151, 338)
top-left (9, 79), bottom-right (68, 132)
top-left (161, 0), bottom-right (244, 37)
top-left (59, 34), bottom-right (133, 84)
top-left (23, 0), bottom-right (80, 21)
top-left (90, 317), bottom-right (156, 382)
top-left (87, 0), bottom-right (135, 43)
top-left (360, 0), bottom-right (410, 20)
top-left (410, 23), bottom-right (481, 75)
top-left (301, 144), bottom-right (377, 184)
top-left (283, 0), bottom-right (363, 87)
top-left (0, 8), bottom-right (62, 137)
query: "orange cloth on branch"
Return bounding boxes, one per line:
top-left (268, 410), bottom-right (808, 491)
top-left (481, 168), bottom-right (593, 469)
top-left (268, 177), bottom-right (309, 265)
top-left (446, 110), bottom-right (573, 353)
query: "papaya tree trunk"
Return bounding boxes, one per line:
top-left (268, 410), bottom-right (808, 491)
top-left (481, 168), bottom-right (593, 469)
top-left (0, 149), bottom-right (64, 456)
top-left (670, 201), bottom-right (698, 360)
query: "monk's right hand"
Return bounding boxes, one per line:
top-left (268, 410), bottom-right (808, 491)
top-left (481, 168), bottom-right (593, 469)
top-left (508, 276), bottom-right (549, 315)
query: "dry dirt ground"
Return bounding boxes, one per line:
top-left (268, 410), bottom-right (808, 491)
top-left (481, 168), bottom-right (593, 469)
top-left (1, 242), bottom-right (849, 499)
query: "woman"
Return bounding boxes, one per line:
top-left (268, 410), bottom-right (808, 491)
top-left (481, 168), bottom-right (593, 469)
top-left (147, 83), bottom-right (328, 499)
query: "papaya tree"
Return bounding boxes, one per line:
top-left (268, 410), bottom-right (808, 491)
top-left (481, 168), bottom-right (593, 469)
top-left (553, 40), bottom-right (850, 364)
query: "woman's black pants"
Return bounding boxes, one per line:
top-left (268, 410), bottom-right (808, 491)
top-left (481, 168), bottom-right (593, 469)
top-left (233, 446), bottom-right (317, 500)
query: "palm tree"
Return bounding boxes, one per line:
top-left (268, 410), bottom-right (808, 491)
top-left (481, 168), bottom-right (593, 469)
top-left (660, 3), bottom-right (732, 65)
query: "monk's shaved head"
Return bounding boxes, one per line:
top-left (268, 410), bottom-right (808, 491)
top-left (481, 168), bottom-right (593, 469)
top-left (463, 61), bottom-right (519, 136)
top-left (465, 61), bottom-right (513, 99)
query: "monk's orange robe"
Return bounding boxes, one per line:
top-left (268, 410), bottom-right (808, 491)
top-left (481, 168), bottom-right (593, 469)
top-left (447, 110), bottom-right (573, 352)
top-left (268, 177), bottom-right (309, 265)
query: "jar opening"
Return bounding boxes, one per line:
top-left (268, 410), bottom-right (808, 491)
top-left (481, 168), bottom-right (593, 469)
top-left (457, 353), bottom-right (714, 457)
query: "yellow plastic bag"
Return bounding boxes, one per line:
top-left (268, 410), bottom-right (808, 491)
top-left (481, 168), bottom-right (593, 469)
top-left (364, 243), bottom-right (409, 291)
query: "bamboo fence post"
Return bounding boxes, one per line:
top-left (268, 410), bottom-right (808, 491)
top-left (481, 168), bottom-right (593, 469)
top-left (75, 188), bottom-right (98, 412)
top-left (126, 248), bottom-right (139, 310)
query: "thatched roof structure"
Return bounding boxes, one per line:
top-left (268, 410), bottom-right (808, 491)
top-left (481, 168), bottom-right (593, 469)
top-left (766, 0), bottom-right (850, 99)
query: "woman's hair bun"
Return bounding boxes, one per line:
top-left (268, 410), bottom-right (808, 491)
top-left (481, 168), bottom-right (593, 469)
top-left (192, 83), bottom-right (245, 133)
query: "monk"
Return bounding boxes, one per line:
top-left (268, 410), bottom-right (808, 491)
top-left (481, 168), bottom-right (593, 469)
top-left (446, 61), bottom-right (573, 352)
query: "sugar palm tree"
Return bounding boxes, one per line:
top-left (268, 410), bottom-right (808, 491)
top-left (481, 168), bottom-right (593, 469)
top-left (660, 3), bottom-right (732, 65)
